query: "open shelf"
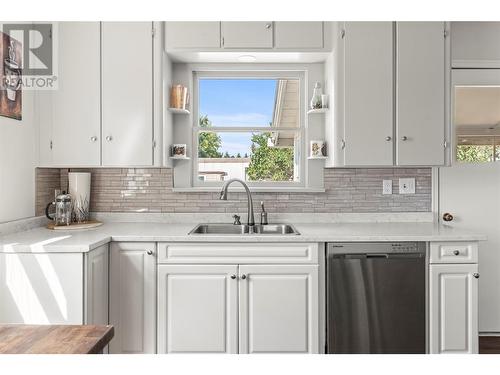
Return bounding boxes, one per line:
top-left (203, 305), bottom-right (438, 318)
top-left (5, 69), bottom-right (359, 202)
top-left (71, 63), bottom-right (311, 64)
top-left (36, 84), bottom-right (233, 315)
top-left (307, 156), bottom-right (328, 160)
top-left (169, 156), bottom-right (191, 160)
top-left (307, 108), bottom-right (328, 114)
top-left (168, 108), bottom-right (190, 115)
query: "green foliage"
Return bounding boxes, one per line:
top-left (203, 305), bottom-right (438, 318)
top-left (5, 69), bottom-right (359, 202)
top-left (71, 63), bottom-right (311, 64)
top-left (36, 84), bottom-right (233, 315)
top-left (456, 145), bottom-right (494, 162)
top-left (198, 115), bottom-right (222, 158)
top-left (247, 133), bottom-right (294, 182)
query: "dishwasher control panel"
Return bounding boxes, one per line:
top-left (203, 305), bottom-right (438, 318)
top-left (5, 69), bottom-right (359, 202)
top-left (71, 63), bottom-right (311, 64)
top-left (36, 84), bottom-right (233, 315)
top-left (328, 242), bottom-right (425, 255)
top-left (390, 243), bottom-right (419, 252)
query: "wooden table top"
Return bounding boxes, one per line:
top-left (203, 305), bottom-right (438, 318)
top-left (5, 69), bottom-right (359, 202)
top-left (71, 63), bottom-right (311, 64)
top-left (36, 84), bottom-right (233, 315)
top-left (0, 324), bottom-right (114, 354)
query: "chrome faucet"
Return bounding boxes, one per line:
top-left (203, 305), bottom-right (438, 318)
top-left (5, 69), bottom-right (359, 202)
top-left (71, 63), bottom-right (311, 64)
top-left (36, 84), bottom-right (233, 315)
top-left (219, 178), bottom-right (255, 227)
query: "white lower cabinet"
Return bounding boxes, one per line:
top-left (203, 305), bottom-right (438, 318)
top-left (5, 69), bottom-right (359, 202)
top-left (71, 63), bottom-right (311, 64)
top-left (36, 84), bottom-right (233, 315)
top-left (429, 244), bottom-right (479, 354)
top-left (157, 265), bottom-right (238, 353)
top-left (0, 245), bottom-right (108, 325)
top-left (157, 243), bottom-right (320, 354)
top-left (239, 265), bottom-right (319, 354)
top-left (109, 242), bottom-right (156, 354)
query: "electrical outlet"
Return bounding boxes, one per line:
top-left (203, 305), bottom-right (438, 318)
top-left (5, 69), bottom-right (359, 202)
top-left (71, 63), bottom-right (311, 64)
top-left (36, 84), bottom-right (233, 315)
top-left (399, 178), bottom-right (416, 194)
top-left (382, 180), bottom-right (392, 195)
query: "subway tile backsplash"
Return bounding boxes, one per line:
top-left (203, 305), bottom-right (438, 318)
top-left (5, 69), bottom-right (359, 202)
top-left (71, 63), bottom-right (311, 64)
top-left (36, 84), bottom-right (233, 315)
top-left (35, 167), bottom-right (432, 216)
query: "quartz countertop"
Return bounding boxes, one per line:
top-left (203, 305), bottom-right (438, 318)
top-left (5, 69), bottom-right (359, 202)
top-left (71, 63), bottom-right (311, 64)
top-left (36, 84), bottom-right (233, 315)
top-left (0, 222), bottom-right (486, 253)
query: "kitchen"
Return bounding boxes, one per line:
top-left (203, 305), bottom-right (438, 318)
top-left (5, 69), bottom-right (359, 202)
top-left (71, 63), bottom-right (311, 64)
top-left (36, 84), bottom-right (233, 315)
top-left (0, 1), bottom-right (499, 373)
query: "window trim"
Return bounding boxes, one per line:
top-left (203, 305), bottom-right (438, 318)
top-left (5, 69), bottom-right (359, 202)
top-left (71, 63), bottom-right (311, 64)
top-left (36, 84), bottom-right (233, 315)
top-left (192, 70), bottom-right (306, 188)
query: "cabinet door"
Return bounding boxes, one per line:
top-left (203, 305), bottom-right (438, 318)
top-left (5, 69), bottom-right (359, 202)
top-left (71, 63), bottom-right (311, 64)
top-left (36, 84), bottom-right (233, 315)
top-left (429, 264), bottom-right (479, 354)
top-left (101, 22), bottom-right (153, 166)
top-left (274, 22), bottom-right (323, 49)
top-left (396, 22), bottom-right (446, 166)
top-left (109, 242), bottom-right (156, 354)
top-left (84, 244), bottom-right (109, 325)
top-left (165, 22), bottom-right (220, 48)
top-left (221, 22), bottom-right (273, 48)
top-left (239, 265), bottom-right (319, 353)
top-left (343, 22), bottom-right (394, 166)
top-left (49, 22), bottom-right (101, 166)
top-left (157, 265), bottom-right (238, 353)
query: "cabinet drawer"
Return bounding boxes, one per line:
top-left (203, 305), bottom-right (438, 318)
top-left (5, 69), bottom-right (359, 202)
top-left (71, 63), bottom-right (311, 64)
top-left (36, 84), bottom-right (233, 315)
top-left (429, 242), bottom-right (478, 264)
top-left (157, 242), bottom-right (319, 264)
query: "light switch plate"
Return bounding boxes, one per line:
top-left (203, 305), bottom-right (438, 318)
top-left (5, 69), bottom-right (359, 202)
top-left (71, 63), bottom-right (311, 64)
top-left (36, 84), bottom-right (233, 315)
top-left (399, 178), bottom-right (415, 194)
top-left (382, 180), bottom-right (392, 195)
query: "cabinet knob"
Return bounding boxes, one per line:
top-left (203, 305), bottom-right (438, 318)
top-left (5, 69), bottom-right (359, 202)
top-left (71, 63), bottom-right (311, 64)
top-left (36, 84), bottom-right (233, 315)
top-left (106, 135), bottom-right (113, 142)
top-left (240, 274), bottom-right (247, 280)
top-left (442, 213), bottom-right (454, 222)
top-left (230, 274), bottom-right (237, 280)
top-left (401, 136), bottom-right (408, 141)
top-left (265, 23), bottom-right (272, 29)
top-left (453, 250), bottom-right (460, 256)
top-left (385, 136), bottom-right (392, 141)
top-left (90, 136), bottom-right (98, 142)
top-left (147, 250), bottom-right (153, 255)
top-left (473, 273), bottom-right (480, 279)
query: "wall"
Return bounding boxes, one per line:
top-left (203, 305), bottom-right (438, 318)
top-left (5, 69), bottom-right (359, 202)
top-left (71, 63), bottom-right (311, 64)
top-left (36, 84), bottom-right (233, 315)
top-left (0, 90), bottom-right (37, 223)
top-left (36, 167), bottom-right (431, 216)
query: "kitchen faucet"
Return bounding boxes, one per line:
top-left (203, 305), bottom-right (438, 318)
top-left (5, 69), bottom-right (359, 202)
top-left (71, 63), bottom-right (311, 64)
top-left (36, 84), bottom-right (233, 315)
top-left (219, 178), bottom-right (255, 227)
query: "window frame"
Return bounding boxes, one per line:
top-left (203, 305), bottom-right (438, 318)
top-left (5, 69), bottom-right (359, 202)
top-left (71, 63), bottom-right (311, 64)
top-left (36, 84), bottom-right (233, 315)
top-left (192, 70), bottom-right (306, 188)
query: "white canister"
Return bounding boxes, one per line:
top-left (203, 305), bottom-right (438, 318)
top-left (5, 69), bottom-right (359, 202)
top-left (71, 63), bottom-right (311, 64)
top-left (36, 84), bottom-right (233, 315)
top-left (68, 172), bottom-right (91, 223)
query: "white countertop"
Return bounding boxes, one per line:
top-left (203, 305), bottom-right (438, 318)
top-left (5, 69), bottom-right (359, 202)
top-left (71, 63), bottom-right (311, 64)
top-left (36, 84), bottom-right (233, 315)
top-left (0, 222), bottom-right (486, 253)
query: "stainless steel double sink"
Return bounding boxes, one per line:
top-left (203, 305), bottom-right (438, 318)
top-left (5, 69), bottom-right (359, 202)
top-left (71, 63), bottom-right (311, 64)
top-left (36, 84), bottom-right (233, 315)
top-left (189, 223), bottom-right (300, 235)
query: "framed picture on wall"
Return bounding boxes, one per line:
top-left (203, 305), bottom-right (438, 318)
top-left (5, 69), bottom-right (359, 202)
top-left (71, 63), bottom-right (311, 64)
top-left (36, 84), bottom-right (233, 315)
top-left (0, 31), bottom-right (22, 120)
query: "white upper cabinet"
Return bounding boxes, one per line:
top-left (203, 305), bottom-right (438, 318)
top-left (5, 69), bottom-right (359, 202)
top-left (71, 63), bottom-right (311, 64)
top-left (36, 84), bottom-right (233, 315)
top-left (342, 22), bottom-right (394, 166)
top-left (274, 22), bottom-right (324, 49)
top-left (40, 22), bottom-right (101, 166)
top-left (221, 22), bottom-right (273, 48)
top-left (329, 21), bottom-right (449, 167)
top-left (101, 22), bottom-right (154, 166)
top-left (165, 22), bottom-right (221, 49)
top-left (396, 22), bottom-right (446, 166)
top-left (451, 22), bottom-right (500, 68)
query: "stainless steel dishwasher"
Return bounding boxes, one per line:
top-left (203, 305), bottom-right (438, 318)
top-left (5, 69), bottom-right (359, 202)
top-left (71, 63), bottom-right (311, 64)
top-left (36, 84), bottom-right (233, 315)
top-left (326, 242), bottom-right (426, 354)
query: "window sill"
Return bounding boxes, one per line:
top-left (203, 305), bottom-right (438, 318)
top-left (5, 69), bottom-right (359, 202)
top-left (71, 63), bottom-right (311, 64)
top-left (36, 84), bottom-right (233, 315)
top-left (171, 187), bottom-right (326, 193)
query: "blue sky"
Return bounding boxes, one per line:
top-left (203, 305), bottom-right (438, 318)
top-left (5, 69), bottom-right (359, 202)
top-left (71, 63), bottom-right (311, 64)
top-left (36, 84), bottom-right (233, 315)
top-left (199, 79), bottom-right (277, 156)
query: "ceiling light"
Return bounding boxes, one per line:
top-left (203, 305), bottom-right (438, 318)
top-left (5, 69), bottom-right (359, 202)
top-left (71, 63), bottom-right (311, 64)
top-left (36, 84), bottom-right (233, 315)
top-left (238, 55), bottom-right (257, 62)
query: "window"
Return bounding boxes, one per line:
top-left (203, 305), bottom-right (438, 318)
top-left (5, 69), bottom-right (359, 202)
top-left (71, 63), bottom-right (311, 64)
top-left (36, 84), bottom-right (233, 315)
top-left (193, 71), bottom-right (304, 187)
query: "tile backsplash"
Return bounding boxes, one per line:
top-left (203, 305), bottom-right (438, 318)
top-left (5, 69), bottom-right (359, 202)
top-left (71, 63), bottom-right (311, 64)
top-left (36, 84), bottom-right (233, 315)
top-left (35, 167), bottom-right (432, 216)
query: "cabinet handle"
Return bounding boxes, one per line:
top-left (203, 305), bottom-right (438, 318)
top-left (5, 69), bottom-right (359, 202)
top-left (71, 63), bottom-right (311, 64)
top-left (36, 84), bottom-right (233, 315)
top-left (240, 274), bottom-right (247, 280)
top-left (401, 136), bottom-right (408, 141)
top-left (453, 250), bottom-right (460, 256)
top-left (146, 250), bottom-right (153, 255)
top-left (265, 23), bottom-right (272, 29)
top-left (106, 136), bottom-right (113, 142)
top-left (90, 136), bottom-right (98, 142)
top-left (473, 273), bottom-right (480, 279)
top-left (385, 136), bottom-right (392, 141)
top-left (341, 139), bottom-right (346, 150)
top-left (230, 274), bottom-right (237, 280)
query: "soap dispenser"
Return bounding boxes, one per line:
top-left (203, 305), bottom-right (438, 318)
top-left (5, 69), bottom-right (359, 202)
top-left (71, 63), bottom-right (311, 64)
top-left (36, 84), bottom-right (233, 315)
top-left (260, 201), bottom-right (268, 225)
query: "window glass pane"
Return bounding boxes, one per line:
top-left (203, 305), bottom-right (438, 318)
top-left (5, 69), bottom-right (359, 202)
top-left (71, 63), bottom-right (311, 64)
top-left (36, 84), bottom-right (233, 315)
top-left (454, 86), bottom-right (500, 163)
top-left (197, 131), bottom-right (299, 182)
top-left (456, 136), bottom-right (494, 163)
top-left (198, 78), bottom-right (300, 128)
